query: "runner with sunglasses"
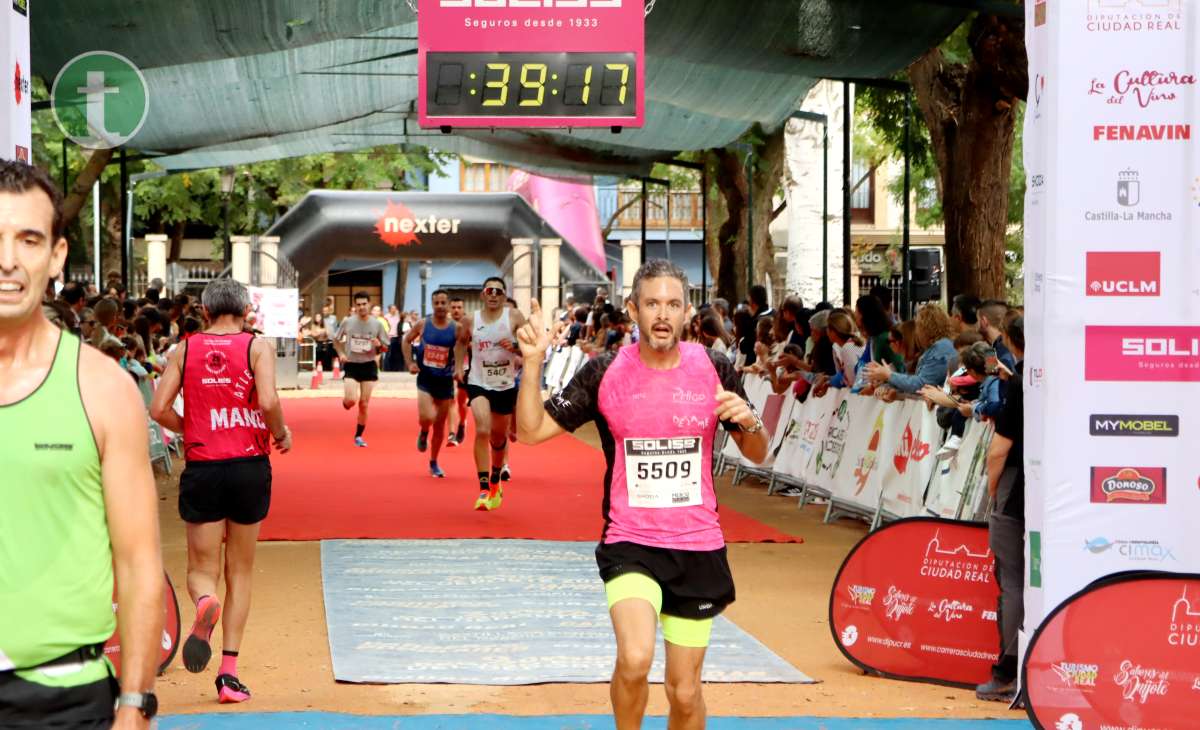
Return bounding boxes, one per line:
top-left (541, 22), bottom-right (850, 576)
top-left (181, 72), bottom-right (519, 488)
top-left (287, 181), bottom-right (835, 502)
top-left (459, 277), bottom-right (526, 511)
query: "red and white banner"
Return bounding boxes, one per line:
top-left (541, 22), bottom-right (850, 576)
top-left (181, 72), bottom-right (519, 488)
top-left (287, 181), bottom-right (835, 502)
top-left (1025, 573), bottom-right (1200, 730)
top-left (103, 571), bottom-right (181, 676)
top-left (879, 400), bottom-right (942, 519)
top-left (829, 518), bottom-right (1000, 687)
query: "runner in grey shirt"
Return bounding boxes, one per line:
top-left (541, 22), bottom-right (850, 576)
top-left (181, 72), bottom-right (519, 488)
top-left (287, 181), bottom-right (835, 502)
top-left (333, 292), bottom-right (389, 446)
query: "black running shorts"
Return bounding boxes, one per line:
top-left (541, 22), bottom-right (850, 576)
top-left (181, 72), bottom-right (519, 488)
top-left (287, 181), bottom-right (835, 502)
top-left (343, 360), bottom-right (379, 382)
top-left (179, 457), bottom-right (272, 525)
top-left (595, 541), bottom-right (736, 620)
top-left (0, 666), bottom-right (117, 729)
top-left (416, 372), bottom-right (455, 401)
top-left (465, 384), bottom-right (517, 416)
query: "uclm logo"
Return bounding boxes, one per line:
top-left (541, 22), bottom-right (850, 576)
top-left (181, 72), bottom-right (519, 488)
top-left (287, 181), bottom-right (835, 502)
top-left (1086, 252), bottom-right (1159, 296)
top-left (1090, 466), bottom-right (1166, 504)
top-left (1085, 326), bottom-right (1200, 382)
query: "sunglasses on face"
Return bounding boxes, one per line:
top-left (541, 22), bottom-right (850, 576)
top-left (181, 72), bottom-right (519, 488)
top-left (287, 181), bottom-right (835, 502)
top-left (483, 287), bottom-right (505, 296)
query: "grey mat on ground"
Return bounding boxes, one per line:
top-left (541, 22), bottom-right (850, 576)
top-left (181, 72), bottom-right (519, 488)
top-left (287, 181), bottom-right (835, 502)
top-left (321, 539), bottom-right (816, 685)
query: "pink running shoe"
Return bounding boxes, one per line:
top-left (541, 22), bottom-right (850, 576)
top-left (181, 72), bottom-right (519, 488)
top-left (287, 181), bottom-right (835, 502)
top-left (216, 674), bottom-right (251, 703)
top-left (182, 595), bottom-right (222, 673)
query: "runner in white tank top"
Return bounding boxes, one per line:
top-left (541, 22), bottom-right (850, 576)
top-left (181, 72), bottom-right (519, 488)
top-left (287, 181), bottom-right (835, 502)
top-left (460, 277), bottom-right (528, 512)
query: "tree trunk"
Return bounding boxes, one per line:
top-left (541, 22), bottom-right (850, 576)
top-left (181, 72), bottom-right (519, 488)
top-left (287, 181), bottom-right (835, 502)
top-left (711, 147), bottom-right (747, 304)
top-left (61, 148), bottom-right (114, 229)
top-left (908, 13), bottom-right (1027, 301)
top-left (749, 125), bottom-right (785, 299)
top-left (705, 124), bottom-right (787, 305)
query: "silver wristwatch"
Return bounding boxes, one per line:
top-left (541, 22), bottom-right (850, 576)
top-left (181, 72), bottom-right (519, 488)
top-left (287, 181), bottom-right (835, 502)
top-left (742, 417), bottom-right (764, 434)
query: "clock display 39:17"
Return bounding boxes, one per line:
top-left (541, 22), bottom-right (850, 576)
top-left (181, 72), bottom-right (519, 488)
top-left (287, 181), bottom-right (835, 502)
top-left (426, 52), bottom-right (637, 118)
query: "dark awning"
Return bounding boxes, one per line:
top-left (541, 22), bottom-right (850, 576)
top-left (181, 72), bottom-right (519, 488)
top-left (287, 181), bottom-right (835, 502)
top-left (32, 1), bottom-right (965, 176)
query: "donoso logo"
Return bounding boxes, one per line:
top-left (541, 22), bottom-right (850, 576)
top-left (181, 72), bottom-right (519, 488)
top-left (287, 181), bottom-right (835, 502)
top-left (1090, 466), bottom-right (1166, 504)
top-left (1086, 252), bottom-right (1160, 296)
top-left (1085, 326), bottom-right (1200, 382)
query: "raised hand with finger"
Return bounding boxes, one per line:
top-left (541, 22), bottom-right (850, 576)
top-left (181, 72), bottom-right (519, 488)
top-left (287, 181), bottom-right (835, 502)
top-left (516, 299), bottom-right (550, 362)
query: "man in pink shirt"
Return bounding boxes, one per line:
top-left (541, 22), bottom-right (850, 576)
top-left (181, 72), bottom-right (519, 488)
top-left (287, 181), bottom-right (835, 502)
top-left (515, 260), bottom-right (768, 730)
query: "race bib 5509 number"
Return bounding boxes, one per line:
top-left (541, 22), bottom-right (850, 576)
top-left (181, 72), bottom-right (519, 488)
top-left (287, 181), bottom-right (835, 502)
top-left (623, 436), bottom-right (702, 508)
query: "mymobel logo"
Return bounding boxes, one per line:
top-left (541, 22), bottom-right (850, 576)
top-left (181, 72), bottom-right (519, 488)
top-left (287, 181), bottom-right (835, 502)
top-left (51, 52), bottom-right (149, 150)
top-left (11, 0), bottom-right (26, 16)
top-left (1091, 414), bottom-right (1179, 437)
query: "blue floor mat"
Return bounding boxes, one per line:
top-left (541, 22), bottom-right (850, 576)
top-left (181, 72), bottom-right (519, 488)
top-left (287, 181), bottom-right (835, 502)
top-left (159, 713), bottom-right (1028, 729)
top-left (321, 539), bottom-right (814, 684)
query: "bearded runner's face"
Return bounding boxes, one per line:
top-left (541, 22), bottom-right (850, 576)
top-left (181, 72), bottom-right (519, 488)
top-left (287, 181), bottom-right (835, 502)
top-left (630, 276), bottom-right (688, 354)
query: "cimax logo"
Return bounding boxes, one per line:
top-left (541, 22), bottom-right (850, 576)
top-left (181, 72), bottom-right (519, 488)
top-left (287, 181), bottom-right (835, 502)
top-left (1086, 252), bottom-right (1160, 296)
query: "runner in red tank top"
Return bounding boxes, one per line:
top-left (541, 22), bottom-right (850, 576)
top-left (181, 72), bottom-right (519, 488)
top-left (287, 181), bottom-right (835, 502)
top-left (151, 278), bottom-right (292, 705)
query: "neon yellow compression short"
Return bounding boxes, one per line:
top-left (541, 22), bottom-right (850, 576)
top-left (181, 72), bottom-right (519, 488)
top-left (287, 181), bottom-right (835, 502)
top-left (604, 572), bottom-right (714, 648)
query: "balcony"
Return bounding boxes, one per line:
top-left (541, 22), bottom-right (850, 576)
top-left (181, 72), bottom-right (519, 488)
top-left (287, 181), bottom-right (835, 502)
top-left (596, 188), bottom-right (704, 232)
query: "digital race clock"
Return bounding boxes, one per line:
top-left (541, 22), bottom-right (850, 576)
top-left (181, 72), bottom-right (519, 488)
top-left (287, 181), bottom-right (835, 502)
top-left (417, 0), bottom-right (645, 129)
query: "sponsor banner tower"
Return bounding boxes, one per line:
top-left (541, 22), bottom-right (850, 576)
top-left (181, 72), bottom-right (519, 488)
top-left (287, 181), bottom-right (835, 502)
top-left (1, 0), bottom-right (30, 162)
top-left (1023, 0), bottom-right (1198, 663)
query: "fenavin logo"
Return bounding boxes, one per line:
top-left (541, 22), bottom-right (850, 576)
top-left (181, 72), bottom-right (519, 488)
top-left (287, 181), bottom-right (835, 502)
top-left (1090, 414), bottom-right (1178, 437)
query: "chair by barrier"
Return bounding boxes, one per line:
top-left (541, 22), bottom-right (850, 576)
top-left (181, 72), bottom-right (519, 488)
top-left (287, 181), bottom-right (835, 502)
top-left (148, 419), bottom-right (173, 474)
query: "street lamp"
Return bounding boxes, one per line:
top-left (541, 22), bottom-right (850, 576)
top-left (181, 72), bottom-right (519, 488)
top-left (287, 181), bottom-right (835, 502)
top-left (220, 166), bottom-right (236, 268)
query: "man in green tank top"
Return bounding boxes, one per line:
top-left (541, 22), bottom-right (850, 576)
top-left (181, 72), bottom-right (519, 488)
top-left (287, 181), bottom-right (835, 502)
top-left (0, 161), bottom-right (164, 729)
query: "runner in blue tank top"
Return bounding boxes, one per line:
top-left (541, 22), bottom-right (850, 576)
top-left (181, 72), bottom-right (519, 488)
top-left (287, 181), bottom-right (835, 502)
top-left (402, 290), bottom-right (466, 478)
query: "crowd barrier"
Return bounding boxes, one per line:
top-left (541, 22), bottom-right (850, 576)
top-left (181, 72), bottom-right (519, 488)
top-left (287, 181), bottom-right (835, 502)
top-left (717, 374), bottom-right (995, 529)
top-left (546, 354), bottom-right (993, 528)
top-left (542, 345), bottom-right (589, 396)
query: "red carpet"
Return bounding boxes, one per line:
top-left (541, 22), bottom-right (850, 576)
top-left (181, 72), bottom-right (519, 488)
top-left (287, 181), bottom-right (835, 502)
top-left (259, 398), bottom-right (802, 543)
